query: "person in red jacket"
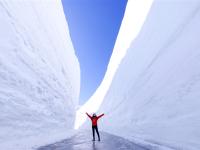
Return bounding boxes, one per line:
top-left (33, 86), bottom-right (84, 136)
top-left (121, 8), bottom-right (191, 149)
top-left (86, 112), bottom-right (104, 141)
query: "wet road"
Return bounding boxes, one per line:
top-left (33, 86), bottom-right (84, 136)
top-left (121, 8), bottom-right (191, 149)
top-left (37, 131), bottom-right (148, 150)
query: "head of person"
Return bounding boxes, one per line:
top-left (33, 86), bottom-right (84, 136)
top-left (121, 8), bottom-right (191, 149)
top-left (92, 113), bottom-right (97, 117)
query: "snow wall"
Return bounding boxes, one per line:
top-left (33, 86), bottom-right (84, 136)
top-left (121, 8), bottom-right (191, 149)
top-left (97, 0), bottom-right (200, 149)
top-left (0, 0), bottom-right (80, 149)
top-left (75, 0), bottom-right (154, 130)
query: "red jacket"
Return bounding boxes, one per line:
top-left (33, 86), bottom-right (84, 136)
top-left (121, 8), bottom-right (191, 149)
top-left (86, 113), bottom-right (104, 126)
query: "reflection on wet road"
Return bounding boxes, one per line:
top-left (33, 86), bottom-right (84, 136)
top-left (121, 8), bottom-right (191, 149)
top-left (37, 131), bottom-right (148, 150)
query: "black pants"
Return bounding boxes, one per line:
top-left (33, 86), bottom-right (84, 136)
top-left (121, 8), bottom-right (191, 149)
top-left (92, 126), bottom-right (100, 140)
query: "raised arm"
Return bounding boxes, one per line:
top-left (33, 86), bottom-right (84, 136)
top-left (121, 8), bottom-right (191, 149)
top-left (97, 113), bottom-right (104, 119)
top-left (86, 112), bottom-right (92, 119)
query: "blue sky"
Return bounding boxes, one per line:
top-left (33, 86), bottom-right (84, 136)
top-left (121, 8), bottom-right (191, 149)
top-left (62, 0), bottom-right (127, 104)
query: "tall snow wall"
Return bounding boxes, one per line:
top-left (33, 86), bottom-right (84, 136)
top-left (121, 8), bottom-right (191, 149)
top-left (98, 0), bottom-right (200, 149)
top-left (0, 0), bottom-right (80, 148)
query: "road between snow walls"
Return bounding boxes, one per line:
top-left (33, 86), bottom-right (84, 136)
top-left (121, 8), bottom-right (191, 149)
top-left (1, 0), bottom-right (200, 150)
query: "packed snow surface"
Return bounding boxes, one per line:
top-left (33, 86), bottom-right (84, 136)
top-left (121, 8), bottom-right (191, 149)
top-left (0, 0), bottom-right (80, 149)
top-left (97, 0), bottom-right (200, 149)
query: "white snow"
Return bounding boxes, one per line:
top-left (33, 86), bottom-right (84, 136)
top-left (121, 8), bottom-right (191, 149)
top-left (1, 0), bottom-right (200, 149)
top-left (98, 0), bottom-right (200, 149)
top-left (78, 0), bottom-right (200, 149)
top-left (0, 0), bottom-right (80, 149)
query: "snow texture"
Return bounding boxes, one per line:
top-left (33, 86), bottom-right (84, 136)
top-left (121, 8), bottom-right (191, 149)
top-left (0, 0), bottom-right (80, 149)
top-left (96, 0), bottom-right (200, 149)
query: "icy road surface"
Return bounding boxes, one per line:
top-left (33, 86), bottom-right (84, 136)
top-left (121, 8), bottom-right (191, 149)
top-left (37, 131), bottom-right (148, 150)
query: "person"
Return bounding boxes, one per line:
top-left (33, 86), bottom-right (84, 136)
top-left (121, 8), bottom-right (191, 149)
top-left (86, 112), bottom-right (104, 141)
